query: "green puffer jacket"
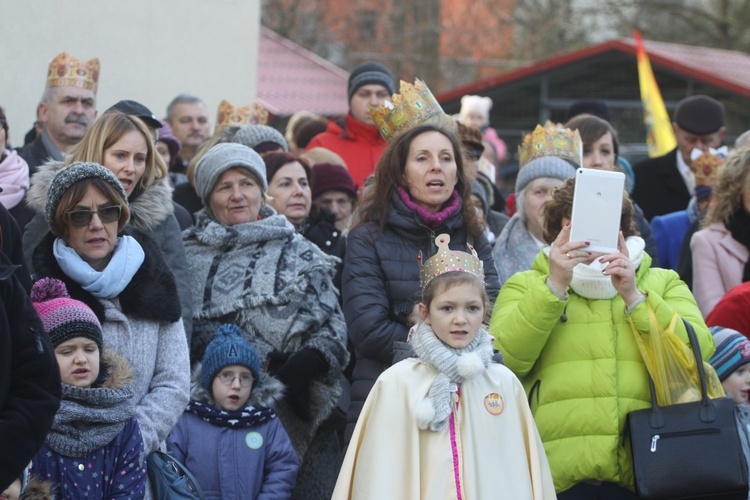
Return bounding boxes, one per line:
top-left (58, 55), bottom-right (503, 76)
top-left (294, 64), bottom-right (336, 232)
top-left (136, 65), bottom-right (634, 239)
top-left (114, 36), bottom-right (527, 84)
top-left (490, 250), bottom-right (714, 494)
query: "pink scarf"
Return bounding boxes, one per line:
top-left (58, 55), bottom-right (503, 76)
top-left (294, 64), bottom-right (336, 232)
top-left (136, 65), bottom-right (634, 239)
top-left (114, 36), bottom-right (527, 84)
top-left (397, 186), bottom-right (461, 228)
top-left (0, 150), bottom-right (30, 209)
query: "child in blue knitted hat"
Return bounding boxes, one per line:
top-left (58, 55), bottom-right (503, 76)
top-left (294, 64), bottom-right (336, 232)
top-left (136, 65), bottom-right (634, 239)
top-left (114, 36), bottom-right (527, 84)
top-left (166, 324), bottom-right (298, 499)
top-left (709, 325), bottom-right (750, 488)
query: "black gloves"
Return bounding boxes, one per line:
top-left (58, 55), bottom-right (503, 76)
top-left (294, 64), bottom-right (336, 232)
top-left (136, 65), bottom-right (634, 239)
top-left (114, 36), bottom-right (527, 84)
top-left (269, 348), bottom-right (328, 421)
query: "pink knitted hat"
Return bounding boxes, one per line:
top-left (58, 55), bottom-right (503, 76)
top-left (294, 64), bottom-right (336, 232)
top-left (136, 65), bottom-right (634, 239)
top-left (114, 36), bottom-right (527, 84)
top-left (31, 278), bottom-right (102, 350)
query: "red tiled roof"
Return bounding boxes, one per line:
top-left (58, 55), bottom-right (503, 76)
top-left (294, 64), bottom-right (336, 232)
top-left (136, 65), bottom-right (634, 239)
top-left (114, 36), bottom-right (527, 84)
top-left (438, 38), bottom-right (750, 102)
top-left (257, 27), bottom-right (350, 117)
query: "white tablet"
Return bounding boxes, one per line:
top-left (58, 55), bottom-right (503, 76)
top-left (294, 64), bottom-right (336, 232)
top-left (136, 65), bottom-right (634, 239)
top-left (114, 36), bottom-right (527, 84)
top-left (569, 168), bottom-right (625, 253)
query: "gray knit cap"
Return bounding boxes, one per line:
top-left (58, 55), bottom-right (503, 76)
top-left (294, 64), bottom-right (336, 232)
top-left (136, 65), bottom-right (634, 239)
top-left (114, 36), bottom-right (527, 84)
top-left (515, 156), bottom-right (577, 195)
top-left (232, 125), bottom-right (289, 152)
top-left (46, 162), bottom-right (129, 236)
top-left (194, 143), bottom-right (268, 206)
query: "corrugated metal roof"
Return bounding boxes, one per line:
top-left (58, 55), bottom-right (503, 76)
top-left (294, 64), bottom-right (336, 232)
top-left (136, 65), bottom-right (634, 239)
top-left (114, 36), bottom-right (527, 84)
top-left (257, 27), bottom-right (350, 117)
top-left (438, 37), bottom-right (750, 103)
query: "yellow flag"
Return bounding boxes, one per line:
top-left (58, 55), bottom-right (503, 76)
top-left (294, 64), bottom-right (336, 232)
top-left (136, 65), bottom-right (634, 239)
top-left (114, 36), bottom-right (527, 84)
top-left (635, 30), bottom-right (676, 157)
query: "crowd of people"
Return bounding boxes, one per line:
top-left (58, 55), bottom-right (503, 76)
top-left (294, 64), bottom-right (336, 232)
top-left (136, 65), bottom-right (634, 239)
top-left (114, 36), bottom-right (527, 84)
top-left (2, 49), bottom-right (750, 500)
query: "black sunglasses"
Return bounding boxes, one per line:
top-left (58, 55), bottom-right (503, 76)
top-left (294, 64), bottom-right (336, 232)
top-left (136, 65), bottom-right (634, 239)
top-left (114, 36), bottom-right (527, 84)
top-left (66, 205), bottom-right (122, 227)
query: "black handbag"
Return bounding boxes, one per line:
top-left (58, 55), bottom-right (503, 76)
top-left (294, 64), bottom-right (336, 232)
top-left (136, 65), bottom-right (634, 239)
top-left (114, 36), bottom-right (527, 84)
top-left (147, 450), bottom-right (206, 500)
top-left (626, 319), bottom-right (749, 499)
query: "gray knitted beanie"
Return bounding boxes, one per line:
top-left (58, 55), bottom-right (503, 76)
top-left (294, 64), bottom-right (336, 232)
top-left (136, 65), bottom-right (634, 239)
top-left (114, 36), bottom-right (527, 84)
top-left (232, 125), bottom-right (289, 152)
top-left (46, 162), bottom-right (129, 236)
top-left (515, 156), bottom-right (577, 195)
top-left (194, 143), bottom-right (268, 206)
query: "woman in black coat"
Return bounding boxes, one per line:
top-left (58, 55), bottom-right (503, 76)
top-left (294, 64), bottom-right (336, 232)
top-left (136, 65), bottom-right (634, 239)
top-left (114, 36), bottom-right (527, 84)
top-left (341, 124), bottom-right (500, 442)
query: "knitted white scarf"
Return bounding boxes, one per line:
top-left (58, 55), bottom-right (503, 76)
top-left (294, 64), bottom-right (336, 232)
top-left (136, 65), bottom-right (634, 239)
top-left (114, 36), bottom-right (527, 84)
top-left (409, 321), bottom-right (493, 432)
top-left (543, 236), bottom-right (645, 299)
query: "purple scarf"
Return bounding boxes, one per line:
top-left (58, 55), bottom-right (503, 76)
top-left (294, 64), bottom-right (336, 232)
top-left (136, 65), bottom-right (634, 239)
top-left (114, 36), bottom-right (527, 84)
top-left (397, 186), bottom-right (461, 228)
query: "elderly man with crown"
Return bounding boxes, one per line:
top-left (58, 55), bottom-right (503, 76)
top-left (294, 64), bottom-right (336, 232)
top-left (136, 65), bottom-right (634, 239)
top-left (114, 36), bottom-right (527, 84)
top-left (14, 52), bottom-right (99, 231)
top-left (334, 234), bottom-right (556, 499)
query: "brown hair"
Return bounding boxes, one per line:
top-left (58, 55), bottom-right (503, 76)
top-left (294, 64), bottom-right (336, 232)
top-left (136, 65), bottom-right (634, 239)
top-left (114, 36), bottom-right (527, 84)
top-left (705, 147), bottom-right (750, 226)
top-left (263, 152), bottom-right (312, 184)
top-left (421, 271), bottom-right (488, 313)
top-left (542, 177), bottom-right (637, 245)
top-left (353, 124), bottom-right (482, 237)
top-left (66, 113), bottom-right (167, 191)
top-left (53, 178), bottom-right (130, 240)
top-left (565, 113), bottom-right (620, 160)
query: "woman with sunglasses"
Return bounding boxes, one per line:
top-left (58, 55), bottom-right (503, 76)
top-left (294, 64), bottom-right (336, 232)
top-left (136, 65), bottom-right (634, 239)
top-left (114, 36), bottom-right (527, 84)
top-left (29, 162), bottom-right (190, 457)
top-left (23, 112), bottom-right (194, 342)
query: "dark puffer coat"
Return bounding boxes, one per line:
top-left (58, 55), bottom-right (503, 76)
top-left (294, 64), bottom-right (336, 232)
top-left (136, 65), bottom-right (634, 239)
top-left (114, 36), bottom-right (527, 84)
top-left (341, 191), bottom-right (500, 442)
top-left (0, 252), bottom-right (60, 491)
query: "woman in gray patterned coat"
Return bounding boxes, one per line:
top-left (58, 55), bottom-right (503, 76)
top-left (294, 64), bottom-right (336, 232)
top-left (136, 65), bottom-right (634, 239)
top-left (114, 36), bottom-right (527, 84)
top-left (183, 142), bottom-right (349, 500)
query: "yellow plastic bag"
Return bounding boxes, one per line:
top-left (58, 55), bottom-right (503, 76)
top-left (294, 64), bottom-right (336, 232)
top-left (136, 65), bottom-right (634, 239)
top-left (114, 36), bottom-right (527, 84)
top-left (629, 306), bottom-right (724, 405)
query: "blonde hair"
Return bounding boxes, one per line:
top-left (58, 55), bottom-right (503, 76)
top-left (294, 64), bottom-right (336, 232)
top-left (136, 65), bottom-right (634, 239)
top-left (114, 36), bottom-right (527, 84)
top-left (706, 147), bottom-right (750, 226)
top-left (66, 113), bottom-right (167, 191)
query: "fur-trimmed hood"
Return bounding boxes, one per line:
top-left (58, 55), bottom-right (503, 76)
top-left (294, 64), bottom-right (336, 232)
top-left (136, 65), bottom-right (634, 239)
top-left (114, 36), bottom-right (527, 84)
top-left (32, 228), bottom-right (181, 324)
top-left (26, 160), bottom-right (175, 232)
top-left (99, 349), bottom-right (134, 390)
top-left (19, 476), bottom-right (55, 500)
top-left (189, 362), bottom-right (285, 409)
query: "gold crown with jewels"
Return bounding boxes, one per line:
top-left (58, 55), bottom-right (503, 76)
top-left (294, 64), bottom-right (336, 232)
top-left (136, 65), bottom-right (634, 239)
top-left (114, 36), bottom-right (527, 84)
top-left (370, 79), bottom-right (444, 143)
top-left (46, 52), bottom-right (100, 92)
top-left (518, 122), bottom-right (582, 168)
top-left (691, 148), bottom-right (727, 186)
top-left (215, 100), bottom-right (268, 133)
top-left (418, 233), bottom-right (484, 289)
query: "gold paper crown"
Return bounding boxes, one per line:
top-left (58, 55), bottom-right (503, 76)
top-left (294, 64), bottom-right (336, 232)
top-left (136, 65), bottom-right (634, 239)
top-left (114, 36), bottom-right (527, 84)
top-left (215, 100), bottom-right (268, 133)
top-left (46, 52), bottom-right (100, 92)
top-left (518, 122), bottom-right (582, 168)
top-left (692, 151), bottom-right (725, 187)
top-left (370, 79), bottom-right (444, 143)
top-left (418, 234), bottom-right (484, 289)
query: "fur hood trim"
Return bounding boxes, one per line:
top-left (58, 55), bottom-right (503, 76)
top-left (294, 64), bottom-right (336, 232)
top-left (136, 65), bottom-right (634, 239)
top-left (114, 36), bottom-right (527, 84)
top-left (99, 349), bottom-right (134, 390)
top-left (27, 160), bottom-right (174, 232)
top-left (32, 228), bottom-right (181, 324)
top-left (20, 476), bottom-right (55, 500)
top-left (190, 362), bottom-right (285, 408)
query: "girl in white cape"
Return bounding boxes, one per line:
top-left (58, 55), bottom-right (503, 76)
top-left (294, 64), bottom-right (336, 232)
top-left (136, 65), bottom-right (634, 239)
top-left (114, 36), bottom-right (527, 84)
top-left (333, 234), bottom-right (556, 500)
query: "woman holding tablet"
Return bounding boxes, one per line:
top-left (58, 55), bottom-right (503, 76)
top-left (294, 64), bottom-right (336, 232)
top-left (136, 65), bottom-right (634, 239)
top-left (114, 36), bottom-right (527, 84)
top-left (490, 176), bottom-right (712, 498)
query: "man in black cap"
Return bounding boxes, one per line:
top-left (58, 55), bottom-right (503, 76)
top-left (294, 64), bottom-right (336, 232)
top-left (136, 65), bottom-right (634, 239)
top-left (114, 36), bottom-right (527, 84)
top-left (632, 95), bottom-right (725, 220)
top-left (306, 61), bottom-right (396, 190)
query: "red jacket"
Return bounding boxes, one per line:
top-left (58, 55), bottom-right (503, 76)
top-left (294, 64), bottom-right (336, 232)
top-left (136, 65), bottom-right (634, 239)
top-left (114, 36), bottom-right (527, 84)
top-left (306, 114), bottom-right (386, 191)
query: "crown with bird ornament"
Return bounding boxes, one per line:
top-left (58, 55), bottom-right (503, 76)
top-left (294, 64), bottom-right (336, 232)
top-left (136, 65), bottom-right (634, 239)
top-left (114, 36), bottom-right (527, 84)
top-left (370, 79), bottom-right (444, 143)
top-left (418, 233), bottom-right (484, 289)
top-left (518, 121), bottom-right (582, 168)
top-left (690, 146), bottom-right (728, 186)
top-left (215, 100), bottom-right (268, 133)
top-left (46, 52), bottom-right (100, 92)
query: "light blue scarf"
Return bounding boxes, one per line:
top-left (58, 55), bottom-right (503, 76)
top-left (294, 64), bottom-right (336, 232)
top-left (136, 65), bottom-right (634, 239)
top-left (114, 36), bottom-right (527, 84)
top-left (53, 235), bottom-right (145, 299)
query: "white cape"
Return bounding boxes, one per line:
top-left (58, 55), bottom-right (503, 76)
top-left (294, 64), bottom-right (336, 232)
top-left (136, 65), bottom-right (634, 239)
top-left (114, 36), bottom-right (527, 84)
top-left (333, 359), bottom-right (556, 499)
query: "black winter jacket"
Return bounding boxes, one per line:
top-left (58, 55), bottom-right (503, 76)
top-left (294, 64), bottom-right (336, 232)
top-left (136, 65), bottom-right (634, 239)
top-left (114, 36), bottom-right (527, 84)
top-left (0, 252), bottom-right (61, 490)
top-left (341, 191), bottom-right (500, 442)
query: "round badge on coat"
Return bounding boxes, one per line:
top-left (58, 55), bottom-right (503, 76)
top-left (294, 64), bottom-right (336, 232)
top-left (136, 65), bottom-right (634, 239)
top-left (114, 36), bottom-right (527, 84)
top-left (245, 431), bottom-right (264, 449)
top-left (484, 393), bottom-right (504, 415)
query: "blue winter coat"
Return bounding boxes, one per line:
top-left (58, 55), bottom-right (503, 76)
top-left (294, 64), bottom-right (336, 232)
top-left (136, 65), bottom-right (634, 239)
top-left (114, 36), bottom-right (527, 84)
top-left (31, 416), bottom-right (146, 499)
top-left (166, 410), bottom-right (299, 499)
